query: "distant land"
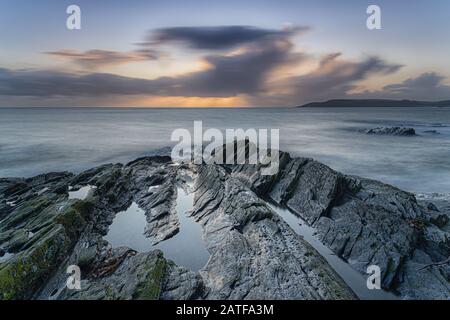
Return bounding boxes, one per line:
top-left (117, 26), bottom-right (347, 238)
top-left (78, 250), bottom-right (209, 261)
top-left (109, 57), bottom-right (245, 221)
top-left (298, 99), bottom-right (450, 108)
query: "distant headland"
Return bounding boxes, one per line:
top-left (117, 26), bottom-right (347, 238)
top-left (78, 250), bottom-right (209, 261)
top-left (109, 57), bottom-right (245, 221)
top-left (297, 99), bottom-right (450, 108)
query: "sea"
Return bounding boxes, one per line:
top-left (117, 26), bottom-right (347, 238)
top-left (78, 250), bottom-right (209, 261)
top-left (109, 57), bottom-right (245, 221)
top-left (1, 106), bottom-right (450, 195)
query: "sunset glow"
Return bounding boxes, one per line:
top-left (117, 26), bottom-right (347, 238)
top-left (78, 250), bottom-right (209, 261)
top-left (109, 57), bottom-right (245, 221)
top-left (1, 0), bottom-right (449, 107)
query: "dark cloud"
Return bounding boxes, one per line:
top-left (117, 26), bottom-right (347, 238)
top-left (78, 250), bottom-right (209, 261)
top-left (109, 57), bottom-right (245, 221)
top-left (0, 52), bottom-right (404, 104)
top-left (170, 37), bottom-right (304, 97)
top-left (0, 68), bottom-right (165, 97)
top-left (5, 25), bottom-right (445, 107)
top-left (0, 30), bottom-right (304, 99)
top-left (250, 53), bottom-right (403, 106)
top-left (44, 49), bottom-right (162, 69)
top-left (382, 72), bottom-right (450, 98)
top-left (0, 38), bottom-right (300, 98)
top-left (139, 25), bottom-right (309, 50)
top-left (384, 72), bottom-right (445, 92)
top-left (351, 72), bottom-right (450, 101)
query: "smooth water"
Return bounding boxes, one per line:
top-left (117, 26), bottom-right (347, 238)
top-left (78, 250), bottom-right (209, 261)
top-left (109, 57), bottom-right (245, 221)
top-left (1, 107), bottom-right (450, 194)
top-left (104, 187), bottom-right (209, 271)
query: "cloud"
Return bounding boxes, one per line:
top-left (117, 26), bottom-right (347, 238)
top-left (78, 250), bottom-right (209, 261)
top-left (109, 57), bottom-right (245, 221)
top-left (44, 49), bottom-right (162, 69)
top-left (0, 38), bottom-right (299, 98)
top-left (250, 53), bottom-right (403, 106)
top-left (169, 37), bottom-right (305, 97)
top-left (0, 52), bottom-right (403, 105)
top-left (5, 25), bottom-right (443, 107)
top-left (383, 72), bottom-right (445, 92)
top-left (0, 29), bottom-right (305, 99)
top-left (374, 72), bottom-right (450, 100)
top-left (0, 68), bottom-right (165, 97)
top-left (347, 72), bottom-right (450, 101)
top-left (139, 25), bottom-right (309, 50)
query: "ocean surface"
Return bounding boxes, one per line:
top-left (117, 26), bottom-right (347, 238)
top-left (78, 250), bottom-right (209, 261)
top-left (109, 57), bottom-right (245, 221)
top-left (1, 107), bottom-right (450, 195)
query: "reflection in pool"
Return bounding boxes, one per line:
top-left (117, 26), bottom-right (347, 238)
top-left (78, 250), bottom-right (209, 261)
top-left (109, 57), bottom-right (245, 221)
top-left (267, 201), bottom-right (398, 300)
top-left (104, 187), bottom-right (209, 271)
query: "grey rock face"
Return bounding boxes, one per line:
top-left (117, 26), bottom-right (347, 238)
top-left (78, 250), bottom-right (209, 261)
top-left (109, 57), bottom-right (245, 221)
top-left (1, 151), bottom-right (449, 300)
top-left (161, 260), bottom-right (206, 300)
top-left (0, 172), bottom-right (88, 299)
top-left (362, 127), bottom-right (416, 136)
top-left (237, 155), bottom-right (450, 299)
top-left (61, 249), bottom-right (166, 300)
top-left (192, 165), bottom-right (356, 300)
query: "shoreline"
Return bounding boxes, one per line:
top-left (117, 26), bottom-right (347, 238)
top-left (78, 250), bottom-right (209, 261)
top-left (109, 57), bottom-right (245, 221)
top-left (1, 150), bottom-right (449, 300)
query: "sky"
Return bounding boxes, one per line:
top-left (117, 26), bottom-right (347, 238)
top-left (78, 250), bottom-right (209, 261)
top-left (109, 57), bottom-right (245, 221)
top-left (0, 0), bottom-right (449, 107)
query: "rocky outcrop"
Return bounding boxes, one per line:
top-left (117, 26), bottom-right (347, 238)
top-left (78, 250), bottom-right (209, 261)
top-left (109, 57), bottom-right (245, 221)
top-left (362, 127), bottom-right (416, 136)
top-left (1, 151), bottom-right (449, 300)
top-left (424, 130), bottom-right (440, 134)
top-left (0, 172), bottom-right (92, 299)
top-left (233, 153), bottom-right (450, 299)
top-left (192, 165), bottom-right (355, 299)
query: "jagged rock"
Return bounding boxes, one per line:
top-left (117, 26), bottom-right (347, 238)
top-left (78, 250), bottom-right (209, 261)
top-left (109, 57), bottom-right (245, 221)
top-left (60, 249), bottom-right (167, 300)
top-left (126, 157), bottom-right (180, 244)
top-left (161, 261), bottom-right (206, 300)
top-left (362, 127), bottom-right (416, 136)
top-left (0, 172), bottom-right (94, 299)
top-left (236, 155), bottom-right (450, 299)
top-left (1, 152), bottom-right (449, 300)
top-left (192, 165), bottom-right (356, 300)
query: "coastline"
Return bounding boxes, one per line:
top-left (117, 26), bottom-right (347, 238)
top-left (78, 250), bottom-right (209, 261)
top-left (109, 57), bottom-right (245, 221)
top-left (1, 150), bottom-right (449, 300)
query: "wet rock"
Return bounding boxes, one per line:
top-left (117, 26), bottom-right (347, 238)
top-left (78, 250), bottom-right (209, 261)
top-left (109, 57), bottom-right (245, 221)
top-left (192, 165), bottom-right (356, 300)
top-left (1, 152), bottom-right (449, 300)
top-left (252, 155), bottom-right (450, 298)
top-left (0, 172), bottom-right (93, 299)
top-left (125, 157), bottom-right (179, 244)
top-left (77, 246), bottom-right (98, 269)
top-left (61, 250), bottom-right (167, 300)
top-left (362, 127), bottom-right (416, 136)
top-left (161, 261), bottom-right (206, 300)
top-left (0, 224), bottom-right (78, 299)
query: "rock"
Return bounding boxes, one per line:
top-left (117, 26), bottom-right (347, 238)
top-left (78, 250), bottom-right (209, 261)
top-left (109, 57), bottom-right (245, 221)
top-left (237, 154), bottom-right (450, 298)
top-left (192, 165), bottom-right (356, 300)
top-left (428, 211), bottom-right (449, 228)
top-left (60, 246), bottom-right (203, 300)
top-left (0, 172), bottom-right (93, 299)
top-left (126, 157), bottom-right (180, 244)
top-left (424, 130), bottom-right (440, 134)
top-left (362, 127), bottom-right (416, 136)
top-left (0, 225), bottom-right (76, 299)
top-left (161, 261), bottom-right (206, 300)
top-left (1, 152), bottom-right (449, 300)
top-left (77, 246), bottom-right (98, 269)
top-left (426, 202), bottom-right (439, 212)
top-left (61, 250), bottom-right (168, 300)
